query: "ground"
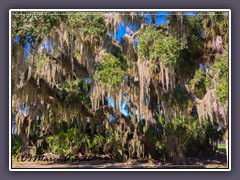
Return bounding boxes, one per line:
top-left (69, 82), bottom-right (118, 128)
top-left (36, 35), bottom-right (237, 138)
top-left (12, 151), bottom-right (228, 169)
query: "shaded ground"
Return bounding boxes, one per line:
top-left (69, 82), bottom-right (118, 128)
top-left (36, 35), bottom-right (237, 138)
top-left (12, 151), bottom-right (228, 169)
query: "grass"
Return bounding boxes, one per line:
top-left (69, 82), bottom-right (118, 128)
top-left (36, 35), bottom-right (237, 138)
top-left (218, 144), bottom-right (226, 152)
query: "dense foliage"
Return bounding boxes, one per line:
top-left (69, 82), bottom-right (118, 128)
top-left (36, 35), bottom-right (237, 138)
top-left (138, 25), bottom-right (180, 66)
top-left (94, 53), bottom-right (127, 90)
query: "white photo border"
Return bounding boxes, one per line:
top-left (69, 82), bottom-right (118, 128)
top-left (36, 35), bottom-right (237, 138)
top-left (9, 9), bottom-right (231, 171)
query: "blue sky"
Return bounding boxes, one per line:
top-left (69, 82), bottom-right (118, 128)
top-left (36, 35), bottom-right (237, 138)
top-left (111, 11), bottom-right (168, 42)
top-left (106, 97), bottom-right (130, 118)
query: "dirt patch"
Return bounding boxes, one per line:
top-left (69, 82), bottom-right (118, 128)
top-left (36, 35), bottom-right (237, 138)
top-left (12, 152), bottom-right (228, 169)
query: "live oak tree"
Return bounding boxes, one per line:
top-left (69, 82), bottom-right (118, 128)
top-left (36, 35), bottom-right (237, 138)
top-left (11, 11), bottom-right (229, 164)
